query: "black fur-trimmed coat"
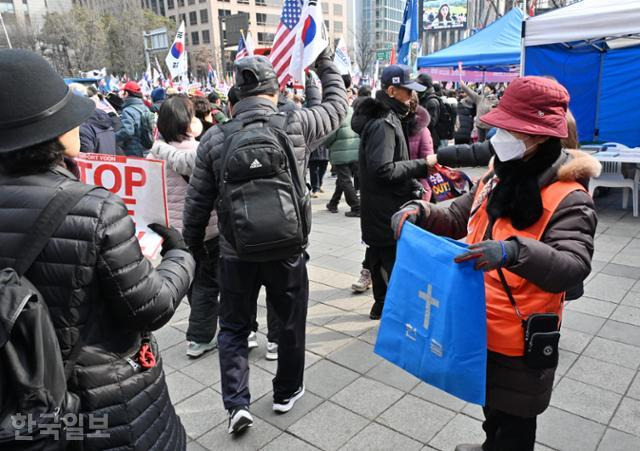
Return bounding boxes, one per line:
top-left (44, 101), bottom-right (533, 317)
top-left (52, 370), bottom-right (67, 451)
top-left (351, 93), bottom-right (429, 247)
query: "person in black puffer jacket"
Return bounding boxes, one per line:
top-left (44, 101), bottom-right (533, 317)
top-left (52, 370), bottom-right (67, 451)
top-left (351, 65), bottom-right (430, 320)
top-left (455, 94), bottom-right (476, 144)
top-left (0, 49), bottom-right (195, 451)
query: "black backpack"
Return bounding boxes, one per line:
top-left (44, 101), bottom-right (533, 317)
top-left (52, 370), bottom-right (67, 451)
top-left (217, 114), bottom-right (311, 261)
top-left (429, 95), bottom-right (457, 140)
top-left (0, 182), bottom-right (95, 449)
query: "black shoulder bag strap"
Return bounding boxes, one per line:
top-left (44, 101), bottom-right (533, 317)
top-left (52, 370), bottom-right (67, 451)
top-left (13, 181), bottom-right (97, 380)
top-left (487, 222), bottom-right (526, 328)
top-left (496, 268), bottom-right (526, 328)
top-left (14, 182), bottom-right (96, 277)
top-left (268, 113), bottom-right (304, 186)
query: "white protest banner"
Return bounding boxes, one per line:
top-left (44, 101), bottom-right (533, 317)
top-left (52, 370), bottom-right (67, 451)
top-left (334, 37), bottom-right (352, 75)
top-left (76, 153), bottom-right (169, 259)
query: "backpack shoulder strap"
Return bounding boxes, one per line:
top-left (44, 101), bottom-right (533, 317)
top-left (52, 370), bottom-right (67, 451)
top-left (268, 113), bottom-right (288, 132)
top-left (14, 182), bottom-right (96, 277)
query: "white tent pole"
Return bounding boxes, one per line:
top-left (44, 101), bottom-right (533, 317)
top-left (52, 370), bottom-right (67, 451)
top-left (519, 4), bottom-right (526, 76)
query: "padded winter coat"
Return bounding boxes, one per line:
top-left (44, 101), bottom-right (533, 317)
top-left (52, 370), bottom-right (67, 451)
top-left (0, 165), bottom-right (195, 450)
top-left (413, 149), bottom-right (600, 417)
top-left (79, 109), bottom-right (117, 155)
top-left (183, 58), bottom-right (348, 258)
top-left (406, 106), bottom-right (434, 201)
top-left (116, 97), bottom-right (150, 157)
top-left (148, 138), bottom-right (218, 240)
top-left (325, 107), bottom-right (360, 166)
top-left (352, 92), bottom-right (429, 247)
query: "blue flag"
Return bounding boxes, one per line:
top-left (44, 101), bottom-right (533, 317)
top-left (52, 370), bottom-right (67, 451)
top-left (374, 222), bottom-right (488, 405)
top-left (397, 0), bottom-right (419, 66)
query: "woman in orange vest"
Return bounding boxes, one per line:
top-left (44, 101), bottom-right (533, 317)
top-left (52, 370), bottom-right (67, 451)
top-left (391, 77), bottom-right (601, 451)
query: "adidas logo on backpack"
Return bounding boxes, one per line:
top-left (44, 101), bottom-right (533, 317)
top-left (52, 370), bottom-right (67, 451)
top-left (250, 159), bottom-right (262, 169)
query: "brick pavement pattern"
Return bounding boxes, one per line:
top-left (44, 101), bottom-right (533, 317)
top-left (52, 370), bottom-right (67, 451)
top-left (157, 172), bottom-right (640, 451)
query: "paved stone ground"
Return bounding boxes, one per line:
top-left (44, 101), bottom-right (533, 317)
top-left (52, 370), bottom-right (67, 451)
top-left (157, 170), bottom-right (640, 451)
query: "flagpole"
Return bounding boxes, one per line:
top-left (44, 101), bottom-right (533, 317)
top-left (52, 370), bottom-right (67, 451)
top-left (0, 11), bottom-right (12, 49)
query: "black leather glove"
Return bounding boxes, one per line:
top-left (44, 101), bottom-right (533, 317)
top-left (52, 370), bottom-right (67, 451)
top-left (391, 203), bottom-right (423, 240)
top-left (148, 223), bottom-right (188, 256)
top-left (454, 239), bottom-right (520, 271)
top-left (314, 45), bottom-right (334, 69)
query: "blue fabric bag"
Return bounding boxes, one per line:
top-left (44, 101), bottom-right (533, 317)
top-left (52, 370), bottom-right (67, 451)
top-left (374, 222), bottom-right (487, 405)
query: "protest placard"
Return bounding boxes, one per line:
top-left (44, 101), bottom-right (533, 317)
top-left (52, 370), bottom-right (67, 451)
top-left (75, 153), bottom-right (169, 259)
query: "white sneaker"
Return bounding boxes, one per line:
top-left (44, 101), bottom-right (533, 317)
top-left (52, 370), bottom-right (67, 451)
top-left (227, 406), bottom-right (253, 434)
top-left (186, 338), bottom-right (217, 358)
top-left (273, 385), bottom-right (305, 413)
top-left (352, 269), bottom-right (372, 293)
top-left (248, 331), bottom-right (259, 349)
top-left (266, 342), bottom-right (278, 361)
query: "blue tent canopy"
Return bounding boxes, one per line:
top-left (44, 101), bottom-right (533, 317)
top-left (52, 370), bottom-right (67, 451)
top-left (523, 0), bottom-right (640, 147)
top-left (417, 8), bottom-right (523, 72)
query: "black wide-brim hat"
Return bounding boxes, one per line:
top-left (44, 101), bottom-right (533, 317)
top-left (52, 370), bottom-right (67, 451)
top-left (0, 49), bottom-right (95, 153)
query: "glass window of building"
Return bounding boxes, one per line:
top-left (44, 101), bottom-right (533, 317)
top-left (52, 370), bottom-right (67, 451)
top-left (333, 4), bottom-right (342, 15)
top-left (200, 9), bottom-right (208, 23)
top-left (167, 0), bottom-right (175, 9)
top-left (191, 31), bottom-right (199, 45)
top-left (202, 29), bottom-right (210, 43)
top-left (189, 11), bottom-right (197, 25)
top-left (256, 13), bottom-right (266, 26)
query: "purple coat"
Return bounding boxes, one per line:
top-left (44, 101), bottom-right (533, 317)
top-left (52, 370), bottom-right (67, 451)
top-left (407, 106), bottom-right (434, 201)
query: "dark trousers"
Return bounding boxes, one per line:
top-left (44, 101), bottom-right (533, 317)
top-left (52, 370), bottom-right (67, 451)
top-left (309, 160), bottom-right (328, 192)
top-left (482, 407), bottom-right (537, 451)
top-left (328, 163), bottom-right (360, 211)
top-left (186, 238), bottom-right (220, 343)
top-left (218, 254), bottom-right (309, 409)
top-left (369, 245), bottom-right (397, 304)
top-left (250, 286), bottom-right (282, 343)
top-left (478, 127), bottom-right (489, 143)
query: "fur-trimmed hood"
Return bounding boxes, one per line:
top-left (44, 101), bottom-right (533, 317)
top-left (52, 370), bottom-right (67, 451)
top-left (489, 148), bottom-right (602, 189)
top-left (406, 106), bottom-right (430, 137)
top-left (351, 96), bottom-right (391, 135)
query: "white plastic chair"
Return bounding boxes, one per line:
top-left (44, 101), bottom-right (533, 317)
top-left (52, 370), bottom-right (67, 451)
top-left (588, 143), bottom-right (639, 217)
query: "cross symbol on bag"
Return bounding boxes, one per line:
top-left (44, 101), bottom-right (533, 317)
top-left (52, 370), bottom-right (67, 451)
top-left (419, 284), bottom-right (439, 330)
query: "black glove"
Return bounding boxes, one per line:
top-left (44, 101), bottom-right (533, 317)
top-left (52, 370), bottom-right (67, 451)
top-left (148, 223), bottom-right (188, 256)
top-left (454, 239), bottom-right (519, 271)
top-left (314, 45), bottom-right (334, 69)
top-left (391, 204), bottom-right (423, 240)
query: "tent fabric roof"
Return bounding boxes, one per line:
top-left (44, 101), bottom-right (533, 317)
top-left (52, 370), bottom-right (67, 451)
top-left (417, 8), bottom-right (523, 72)
top-left (524, 0), bottom-right (640, 47)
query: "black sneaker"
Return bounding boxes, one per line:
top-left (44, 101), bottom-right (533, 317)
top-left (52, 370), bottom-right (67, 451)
top-left (369, 302), bottom-right (384, 320)
top-left (326, 203), bottom-right (338, 213)
top-left (273, 385), bottom-right (305, 413)
top-left (345, 210), bottom-right (360, 218)
top-left (227, 406), bottom-right (253, 434)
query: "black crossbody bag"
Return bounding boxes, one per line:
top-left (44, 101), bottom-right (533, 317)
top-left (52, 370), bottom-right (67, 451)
top-left (496, 268), bottom-right (561, 369)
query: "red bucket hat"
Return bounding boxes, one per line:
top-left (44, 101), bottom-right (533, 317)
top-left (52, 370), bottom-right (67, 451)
top-left (480, 76), bottom-right (570, 139)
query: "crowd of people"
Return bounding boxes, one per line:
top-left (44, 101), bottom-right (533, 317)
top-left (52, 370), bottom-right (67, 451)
top-left (0, 45), bottom-right (600, 451)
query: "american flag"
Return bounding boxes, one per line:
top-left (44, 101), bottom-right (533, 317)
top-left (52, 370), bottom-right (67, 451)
top-left (235, 36), bottom-right (249, 61)
top-left (270, 0), bottom-right (303, 87)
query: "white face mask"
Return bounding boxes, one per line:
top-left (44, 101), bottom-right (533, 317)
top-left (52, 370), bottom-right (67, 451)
top-left (490, 128), bottom-right (527, 162)
top-left (189, 116), bottom-right (203, 139)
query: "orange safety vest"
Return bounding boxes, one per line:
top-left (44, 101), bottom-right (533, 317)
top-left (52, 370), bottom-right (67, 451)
top-left (467, 174), bottom-right (586, 356)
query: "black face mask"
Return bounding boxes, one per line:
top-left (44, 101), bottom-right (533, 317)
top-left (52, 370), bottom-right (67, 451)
top-left (376, 90), bottom-right (410, 118)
